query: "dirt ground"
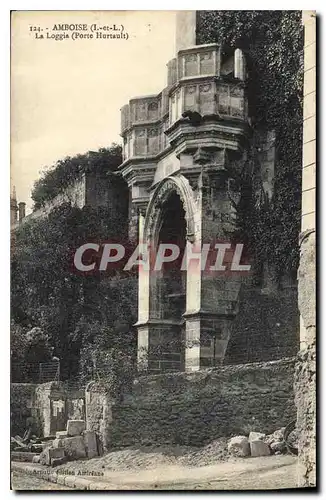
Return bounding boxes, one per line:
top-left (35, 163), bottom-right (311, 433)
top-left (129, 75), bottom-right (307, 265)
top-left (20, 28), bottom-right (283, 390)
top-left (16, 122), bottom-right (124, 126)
top-left (81, 438), bottom-right (231, 471)
top-left (11, 440), bottom-right (301, 491)
top-left (45, 442), bottom-right (298, 490)
top-left (11, 471), bottom-right (71, 490)
top-left (12, 455), bottom-right (299, 490)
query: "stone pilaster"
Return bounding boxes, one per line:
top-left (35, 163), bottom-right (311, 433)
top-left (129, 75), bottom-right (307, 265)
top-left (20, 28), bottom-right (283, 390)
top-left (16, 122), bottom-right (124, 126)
top-left (136, 210), bottom-right (150, 371)
top-left (295, 10), bottom-right (316, 488)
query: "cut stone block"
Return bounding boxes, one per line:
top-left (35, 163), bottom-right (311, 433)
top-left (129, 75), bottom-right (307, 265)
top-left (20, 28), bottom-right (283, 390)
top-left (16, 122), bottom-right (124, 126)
top-left (249, 431), bottom-right (265, 442)
top-left (51, 456), bottom-right (67, 467)
top-left (265, 428), bottom-right (285, 446)
top-left (32, 455), bottom-right (40, 464)
top-left (52, 438), bottom-right (64, 449)
top-left (39, 446), bottom-right (65, 466)
top-left (82, 430), bottom-right (98, 459)
top-left (56, 430), bottom-right (68, 438)
top-left (58, 436), bottom-right (87, 460)
top-left (227, 436), bottom-right (250, 457)
top-left (66, 419), bottom-right (86, 437)
top-left (250, 440), bottom-right (271, 457)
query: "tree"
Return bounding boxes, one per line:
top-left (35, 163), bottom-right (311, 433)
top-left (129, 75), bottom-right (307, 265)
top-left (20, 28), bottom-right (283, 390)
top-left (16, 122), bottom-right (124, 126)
top-left (11, 146), bottom-right (137, 381)
top-left (31, 144), bottom-right (122, 209)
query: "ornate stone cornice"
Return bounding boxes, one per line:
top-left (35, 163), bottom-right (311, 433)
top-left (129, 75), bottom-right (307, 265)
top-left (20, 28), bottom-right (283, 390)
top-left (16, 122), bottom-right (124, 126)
top-left (119, 159), bottom-right (157, 187)
top-left (165, 115), bottom-right (250, 157)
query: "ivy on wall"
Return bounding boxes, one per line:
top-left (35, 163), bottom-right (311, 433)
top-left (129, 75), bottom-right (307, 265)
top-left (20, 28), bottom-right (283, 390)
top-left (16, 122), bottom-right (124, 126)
top-left (31, 144), bottom-right (122, 209)
top-left (197, 10), bottom-right (303, 273)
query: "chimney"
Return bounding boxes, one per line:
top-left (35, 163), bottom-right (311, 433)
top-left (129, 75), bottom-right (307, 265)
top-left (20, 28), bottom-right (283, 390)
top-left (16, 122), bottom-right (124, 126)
top-left (18, 202), bottom-right (26, 223)
top-left (234, 48), bottom-right (246, 81)
top-left (175, 11), bottom-right (196, 53)
top-left (10, 186), bottom-right (18, 226)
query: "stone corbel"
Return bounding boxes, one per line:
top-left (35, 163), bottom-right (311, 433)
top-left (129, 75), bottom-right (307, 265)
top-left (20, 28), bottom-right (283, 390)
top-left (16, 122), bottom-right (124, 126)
top-left (193, 147), bottom-right (212, 165)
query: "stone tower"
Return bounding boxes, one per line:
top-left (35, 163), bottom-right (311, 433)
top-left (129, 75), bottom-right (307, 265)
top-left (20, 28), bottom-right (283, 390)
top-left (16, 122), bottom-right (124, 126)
top-left (10, 185), bottom-right (18, 227)
top-left (119, 12), bottom-right (298, 373)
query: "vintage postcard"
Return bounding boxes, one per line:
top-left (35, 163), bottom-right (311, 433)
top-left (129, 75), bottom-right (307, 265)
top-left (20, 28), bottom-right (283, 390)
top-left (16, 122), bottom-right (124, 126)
top-left (10, 10), bottom-right (316, 490)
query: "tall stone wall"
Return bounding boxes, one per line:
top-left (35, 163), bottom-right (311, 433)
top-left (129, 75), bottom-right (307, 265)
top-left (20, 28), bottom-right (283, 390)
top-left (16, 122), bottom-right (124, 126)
top-left (86, 358), bottom-right (296, 449)
top-left (225, 287), bottom-right (299, 364)
top-left (85, 382), bottom-right (114, 455)
top-left (23, 176), bottom-right (86, 223)
top-left (85, 172), bottom-right (129, 230)
top-left (295, 10), bottom-right (316, 488)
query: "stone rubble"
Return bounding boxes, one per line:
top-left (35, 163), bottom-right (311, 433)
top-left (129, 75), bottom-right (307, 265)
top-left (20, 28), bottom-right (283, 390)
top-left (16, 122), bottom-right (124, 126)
top-left (13, 422), bottom-right (290, 468)
top-left (250, 439), bottom-right (271, 457)
top-left (227, 428), bottom-right (287, 458)
top-left (249, 431), bottom-right (265, 442)
top-left (270, 441), bottom-right (286, 454)
top-left (37, 419), bottom-right (98, 466)
top-left (39, 446), bottom-right (65, 466)
top-left (227, 436), bottom-right (250, 457)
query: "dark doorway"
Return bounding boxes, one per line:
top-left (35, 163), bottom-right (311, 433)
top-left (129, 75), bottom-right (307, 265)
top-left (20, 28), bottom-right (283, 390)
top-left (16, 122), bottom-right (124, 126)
top-left (149, 191), bottom-right (187, 372)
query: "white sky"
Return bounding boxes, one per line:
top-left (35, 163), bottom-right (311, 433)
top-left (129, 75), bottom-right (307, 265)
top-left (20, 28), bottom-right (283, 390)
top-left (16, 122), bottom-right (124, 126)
top-left (11, 11), bottom-right (177, 212)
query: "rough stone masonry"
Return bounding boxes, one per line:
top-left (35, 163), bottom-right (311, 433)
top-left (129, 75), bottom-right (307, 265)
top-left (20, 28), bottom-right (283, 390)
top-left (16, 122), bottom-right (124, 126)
top-left (295, 10), bottom-right (316, 488)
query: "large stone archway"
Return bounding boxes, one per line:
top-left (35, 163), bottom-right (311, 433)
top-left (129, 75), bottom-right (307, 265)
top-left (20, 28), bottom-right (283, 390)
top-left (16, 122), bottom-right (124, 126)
top-left (136, 175), bottom-right (198, 373)
top-left (135, 171), bottom-right (242, 373)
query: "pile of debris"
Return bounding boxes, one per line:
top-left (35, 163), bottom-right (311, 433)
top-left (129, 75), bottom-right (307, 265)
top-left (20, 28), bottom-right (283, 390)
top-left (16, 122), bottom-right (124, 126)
top-left (227, 427), bottom-right (297, 458)
top-left (34, 420), bottom-right (99, 467)
top-left (11, 431), bottom-right (55, 463)
top-left (11, 434), bottom-right (48, 454)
